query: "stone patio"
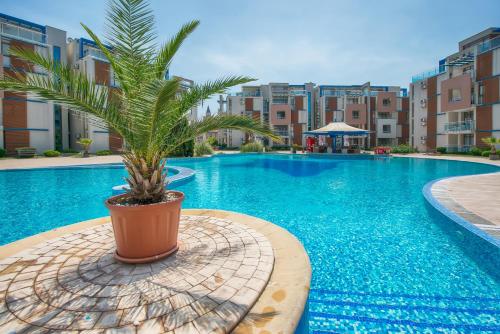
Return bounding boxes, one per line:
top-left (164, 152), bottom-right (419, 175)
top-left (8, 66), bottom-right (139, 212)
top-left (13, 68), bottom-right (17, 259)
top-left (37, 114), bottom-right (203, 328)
top-left (431, 173), bottom-right (500, 241)
top-left (0, 215), bottom-right (274, 333)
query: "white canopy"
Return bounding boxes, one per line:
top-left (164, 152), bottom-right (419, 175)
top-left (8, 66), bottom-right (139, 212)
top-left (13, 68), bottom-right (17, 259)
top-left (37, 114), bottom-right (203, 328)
top-left (304, 122), bottom-right (370, 136)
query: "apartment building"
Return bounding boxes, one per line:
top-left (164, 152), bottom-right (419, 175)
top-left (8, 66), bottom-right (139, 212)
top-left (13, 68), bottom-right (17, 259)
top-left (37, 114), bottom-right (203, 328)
top-left (218, 85), bottom-right (265, 147)
top-left (0, 13), bottom-right (197, 154)
top-left (410, 27), bottom-right (500, 152)
top-left (0, 13), bottom-right (68, 154)
top-left (67, 39), bottom-right (197, 154)
top-left (220, 82), bottom-right (409, 148)
top-left (66, 37), bottom-right (124, 153)
top-left (316, 84), bottom-right (409, 147)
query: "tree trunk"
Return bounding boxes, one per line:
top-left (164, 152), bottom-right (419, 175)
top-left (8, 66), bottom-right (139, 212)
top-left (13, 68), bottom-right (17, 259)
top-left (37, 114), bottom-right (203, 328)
top-left (123, 153), bottom-right (167, 203)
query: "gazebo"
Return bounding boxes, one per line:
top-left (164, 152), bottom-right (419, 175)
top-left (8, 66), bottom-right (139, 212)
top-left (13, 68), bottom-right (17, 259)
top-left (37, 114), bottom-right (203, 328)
top-left (304, 122), bottom-right (370, 153)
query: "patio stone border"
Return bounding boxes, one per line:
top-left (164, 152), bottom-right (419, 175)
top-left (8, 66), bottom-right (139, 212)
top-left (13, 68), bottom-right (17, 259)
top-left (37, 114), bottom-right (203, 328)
top-left (0, 209), bottom-right (311, 333)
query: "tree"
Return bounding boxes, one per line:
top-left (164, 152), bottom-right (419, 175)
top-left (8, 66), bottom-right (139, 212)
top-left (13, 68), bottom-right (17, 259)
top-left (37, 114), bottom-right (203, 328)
top-left (77, 138), bottom-right (93, 157)
top-left (481, 137), bottom-right (499, 155)
top-left (0, 0), bottom-right (279, 204)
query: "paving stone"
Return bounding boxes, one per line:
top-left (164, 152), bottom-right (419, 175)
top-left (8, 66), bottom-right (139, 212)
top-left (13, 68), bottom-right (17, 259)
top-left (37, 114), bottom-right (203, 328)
top-left (0, 215), bottom-right (273, 332)
top-left (138, 317), bottom-right (163, 333)
top-left (96, 310), bottom-right (123, 329)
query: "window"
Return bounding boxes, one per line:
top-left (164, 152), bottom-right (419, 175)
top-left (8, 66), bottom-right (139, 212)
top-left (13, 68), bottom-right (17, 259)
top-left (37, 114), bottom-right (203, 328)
top-left (272, 96), bottom-right (288, 104)
top-left (383, 124), bottom-right (391, 133)
top-left (276, 111), bottom-right (286, 120)
top-left (54, 105), bottom-right (63, 151)
top-left (53, 46), bottom-right (61, 63)
top-left (2, 42), bottom-right (10, 67)
top-left (478, 83), bottom-right (484, 104)
top-left (274, 125), bottom-right (288, 136)
top-left (352, 110), bottom-right (359, 119)
top-left (109, 68), bottom-right (120, 87)
top-left (382, 98), bottom-right (391, 106)
top-left (448, 88), bottom-right (462, 102)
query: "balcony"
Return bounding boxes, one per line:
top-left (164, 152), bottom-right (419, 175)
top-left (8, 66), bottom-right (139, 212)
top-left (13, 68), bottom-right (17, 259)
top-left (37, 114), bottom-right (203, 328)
top-left (83, 48), bottom-right (108, 62)
top-left (477, 36), bottom-right (500, 54)
top-left (228, 91), bottom-right (261, 97)
top-left (377, 112), bottom-right (397, 119)
top-left (289, 90), bottom-right (306, 96)
top-left (444, 145), bottom-right (472, 153)
top-left (411, 67), bottom-right (445, 83)
top-left (274, 131), bottom-right (289, 137)
top-left (1, 21), bottom-right (46, 44)
top-left (444, 120), bottom-right (475, 133)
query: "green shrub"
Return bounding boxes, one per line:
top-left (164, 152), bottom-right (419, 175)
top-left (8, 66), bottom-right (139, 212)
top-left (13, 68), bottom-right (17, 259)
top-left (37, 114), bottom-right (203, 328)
top-left (43, 150), bottom-right (61, 157)
top-left (206, 136), bottom-right (218, 147)
top-left (292, 144), bottom-right (302, 151)
top-left (62, 148), bottom-right (79, 154)
top-left (96, 149), bottom-right (113, 156)
top-left (470, 147), bottom-right (483, 156)
top-left (194, 141), bottom-right (214, 156)
top-left (0, 148), bottom-right (5, 158)
top-left (171, 138), bottom-right (194, 157)
top-left (240, 142), bottom-right (264, 153)
top-left (436, 147), bottom-right (447, 154)
top-left (270, 145), bottom-right (290, 151)
top-left (391, 144), bottom-right (415, 154)
top-left (482, 150), bottom-right (491, 157)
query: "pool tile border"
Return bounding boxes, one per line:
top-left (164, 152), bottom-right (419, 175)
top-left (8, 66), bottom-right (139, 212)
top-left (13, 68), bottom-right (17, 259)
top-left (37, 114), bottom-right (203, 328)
top-left (422, 177), bottom-right (500, 248)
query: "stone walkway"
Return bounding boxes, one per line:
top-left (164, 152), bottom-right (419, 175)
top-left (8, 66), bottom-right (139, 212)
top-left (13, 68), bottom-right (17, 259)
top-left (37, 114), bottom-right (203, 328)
top-left (431, 173), bottom-right (500, 241)
top-left (0, 215), bottom-right (274, 333)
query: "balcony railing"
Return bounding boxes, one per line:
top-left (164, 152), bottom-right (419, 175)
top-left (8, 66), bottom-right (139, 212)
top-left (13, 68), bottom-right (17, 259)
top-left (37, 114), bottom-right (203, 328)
top-left (377, 113), bottom-right (397, 119)
top-left (478, 36), bottom-right (500, 54)
top-left (289, 90), bottom-right (306, 96)
top-left (83, 48), bottom-right (108, 62)
top-left (444, 120), bottom-right (475, 133)
top-left (228, 91), bottom-right (261, 97)
top-left (411, 67), bottom-right (445, 83)
top-left (1, 21), bottom-right (46, 44)
top-left (445, 145), bottom-right (472, 153)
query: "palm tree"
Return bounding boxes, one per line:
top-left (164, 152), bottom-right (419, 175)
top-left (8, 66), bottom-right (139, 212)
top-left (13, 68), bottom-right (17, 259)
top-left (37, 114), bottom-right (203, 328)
top-left (0, 0), bottom-right (279, 204)
top-left (481, 137), bottom-right (499, 155)
top-left (76, 138), bottom-right (93, 157)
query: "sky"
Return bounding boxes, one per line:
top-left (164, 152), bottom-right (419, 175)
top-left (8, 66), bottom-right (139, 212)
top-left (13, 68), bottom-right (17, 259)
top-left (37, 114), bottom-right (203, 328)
top-left (2, 0), bottom-right (500, 117)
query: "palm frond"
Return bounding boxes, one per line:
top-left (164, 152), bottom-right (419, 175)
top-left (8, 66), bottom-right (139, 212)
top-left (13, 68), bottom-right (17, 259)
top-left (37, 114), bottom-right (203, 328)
top-left (105, 0), bottom-right (157, 92)
top-left (0, 47), bottom-right (131, 140)
top-left (153, 20), bottom-right (199, 79)
top-left (162, 114), bottom-right (280, 154)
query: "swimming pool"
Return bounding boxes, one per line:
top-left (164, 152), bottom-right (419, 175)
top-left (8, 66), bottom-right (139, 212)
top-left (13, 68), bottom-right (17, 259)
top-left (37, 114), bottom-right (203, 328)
top-left (1, 154), bottom-right (499, 332)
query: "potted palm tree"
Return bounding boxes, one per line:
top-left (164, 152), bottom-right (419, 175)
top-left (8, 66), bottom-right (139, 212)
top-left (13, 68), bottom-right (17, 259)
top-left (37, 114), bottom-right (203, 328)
top-left (0, 0), bottom-right (278, 263)
top-left (481, 137), bottom-right (500, 160)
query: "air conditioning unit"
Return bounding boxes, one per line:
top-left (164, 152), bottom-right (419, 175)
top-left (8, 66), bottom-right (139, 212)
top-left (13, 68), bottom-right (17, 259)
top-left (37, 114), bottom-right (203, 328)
top-left (420, 136), bottom-right (427, 141)
top-left (420, 99), bottom-right (427, 107)
top-left (420, 81), bottom-right (427, 89)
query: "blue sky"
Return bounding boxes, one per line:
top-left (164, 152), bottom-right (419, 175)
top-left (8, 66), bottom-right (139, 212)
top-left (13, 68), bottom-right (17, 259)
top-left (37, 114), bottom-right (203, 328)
top-left (2, 0), bottom-right (500, 116)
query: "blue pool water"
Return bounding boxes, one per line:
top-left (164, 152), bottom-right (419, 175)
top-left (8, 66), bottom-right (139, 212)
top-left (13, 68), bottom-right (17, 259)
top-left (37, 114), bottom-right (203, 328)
top-left (1, 154), bottom-right (499, 332)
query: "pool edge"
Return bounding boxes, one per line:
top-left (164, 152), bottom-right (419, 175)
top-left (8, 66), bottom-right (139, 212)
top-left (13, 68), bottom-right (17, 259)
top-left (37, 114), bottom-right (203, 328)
top-left (422, 176), bottom-right (500, 249)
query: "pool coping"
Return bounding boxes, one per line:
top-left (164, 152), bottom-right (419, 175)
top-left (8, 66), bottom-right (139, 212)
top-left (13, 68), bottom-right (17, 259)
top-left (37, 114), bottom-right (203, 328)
top-left (111, 165), bottom-right (196, 195)
top-left (422, 175), bottom-right (500, 249)
top-left (0, 209), bottom-right (312, 334)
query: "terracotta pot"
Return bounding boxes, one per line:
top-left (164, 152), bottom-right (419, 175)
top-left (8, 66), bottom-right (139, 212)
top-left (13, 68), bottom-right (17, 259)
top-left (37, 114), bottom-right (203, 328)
top-left (105, 191), bottom-right (185, 264)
